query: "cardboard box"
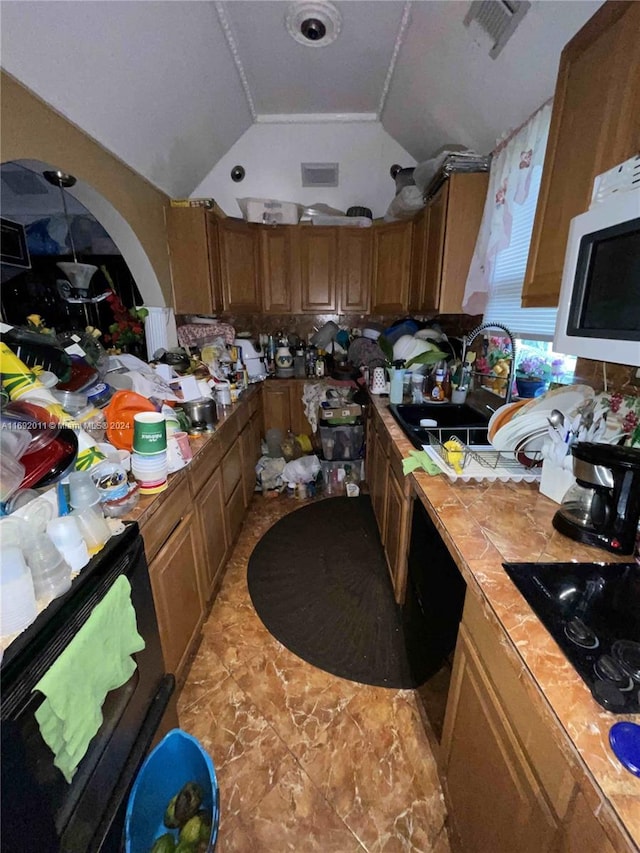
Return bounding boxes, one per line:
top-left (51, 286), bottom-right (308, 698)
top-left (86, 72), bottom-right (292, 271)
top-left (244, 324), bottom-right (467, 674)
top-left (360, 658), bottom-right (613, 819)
top-left (319, 404), bottom-right (362, 425)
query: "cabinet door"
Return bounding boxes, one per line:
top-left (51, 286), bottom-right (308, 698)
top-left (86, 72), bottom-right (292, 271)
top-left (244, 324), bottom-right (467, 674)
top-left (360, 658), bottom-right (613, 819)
top-left (218, 218), bottom-right (261, 312)
top-left (383, 468), bottom-right (405, 595)
top-left (441, 625), bottom-right (558, 853)
top-left (523, 1), bottom-right (640, 307)
top-left (439, 172), bottom-right (488, 314)
top-left (299, 227), bottom-right (337, 312)
top-left (261, 226), bottom-right (296, 313)
top-left (337, 228), bottom-right (371, 313)
top-left (288, 381), bottom-right (311, 435)
top-left (422, 186), bottom-right (448, 313)
top-left (148, 514), bottom-right (203, 681)
top-left (262, 381), bottom-right (291, 434)
top-left (560, 790), bottom-right (617, 853)
top-left (371, 221), bottom-right (412, 313)
top-left (166, 207), bottom-right (214, 315)
top-left (370, 425), bottom-right (388, 540)
top-left (205, 213), bottom-right (223, 313)
top-left (195, 466), bottom-right (228, 604)
top-left (239, 423), bottom-right (257, 508)
top-left (408, 209), bottom-right (428, 312)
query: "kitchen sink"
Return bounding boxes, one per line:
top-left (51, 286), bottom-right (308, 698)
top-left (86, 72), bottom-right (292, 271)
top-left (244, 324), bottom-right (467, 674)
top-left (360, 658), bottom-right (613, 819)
top-left (389, 402), bottom-right (491, 449)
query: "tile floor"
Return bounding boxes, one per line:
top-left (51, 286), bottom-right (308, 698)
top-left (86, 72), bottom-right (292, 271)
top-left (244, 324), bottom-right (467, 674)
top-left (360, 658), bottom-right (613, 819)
top-left (178, 495), bottom-right (451, 852)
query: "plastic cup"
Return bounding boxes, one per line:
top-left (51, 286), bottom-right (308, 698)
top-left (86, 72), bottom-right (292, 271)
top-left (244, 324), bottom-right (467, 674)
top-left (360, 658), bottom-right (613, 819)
top-left (0, 546), bottom-right (38, 636)
top-left (24, 535), bottom-right (72, 605)
top-left (173, 432), bottom-right (192, 463)
top-left (68, 470), bottom-right (101, 509)
top-left (73, 505), bottom-right (111, 552)
top-left (133, 412), bottom-right (167, 455)
top-left (46, 516), bottom-right (90, 572)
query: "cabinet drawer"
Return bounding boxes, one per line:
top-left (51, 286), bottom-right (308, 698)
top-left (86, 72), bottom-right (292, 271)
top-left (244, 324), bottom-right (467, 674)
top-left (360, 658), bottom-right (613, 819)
top-left (221, 441), bottom-right (243, 500)
top-left (226, 480), bottom-right (245, 545)
top-left (463, 593), bottom-right (575, 818)
top-left (189, 435), bottom-right (222, 496)
top-left (141, 475), bottom-right (191, 563)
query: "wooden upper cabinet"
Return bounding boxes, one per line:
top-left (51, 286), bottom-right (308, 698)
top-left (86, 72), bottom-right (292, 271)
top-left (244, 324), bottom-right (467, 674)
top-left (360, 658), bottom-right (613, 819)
top-left (337, 227), bottom-right (371, 313)
top-left (166, 207), bottom-right (221, 315)
top-left (371, 220), bottom-right (412, 313)
top-left (422, 185), bottom-right (448, 312)
top-left (408, 173), bottom-right (488, 315)
top-left (261, 226), bottom-right (297, 313)
top-left (218, 217), bottom-right (262, 312)
top-left (523, 0), bottom-right (640, 307)
top-left (299, 227), bottom-right (337, 312)
top-left (408, 208), bottom-right (427, 312)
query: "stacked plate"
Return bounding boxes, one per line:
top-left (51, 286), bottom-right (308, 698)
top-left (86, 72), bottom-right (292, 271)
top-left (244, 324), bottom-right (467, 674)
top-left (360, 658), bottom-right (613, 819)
top-left (489, 385), bottom-right (595, 463)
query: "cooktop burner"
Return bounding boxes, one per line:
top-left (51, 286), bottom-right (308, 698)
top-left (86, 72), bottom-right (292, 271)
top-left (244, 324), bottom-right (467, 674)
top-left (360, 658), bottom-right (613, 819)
top-left (502, 561), bottom-right (640, 713)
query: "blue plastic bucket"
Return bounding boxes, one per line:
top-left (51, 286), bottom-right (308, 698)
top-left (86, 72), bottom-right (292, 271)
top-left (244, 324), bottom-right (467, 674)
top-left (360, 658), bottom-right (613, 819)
top-left (125, 728), bottom-right (220, 852)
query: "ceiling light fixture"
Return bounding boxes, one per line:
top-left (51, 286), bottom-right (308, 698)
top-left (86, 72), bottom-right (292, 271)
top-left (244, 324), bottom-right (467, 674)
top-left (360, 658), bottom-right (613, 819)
top-left (43, 169), bottom-right (100, 307)
top-left (286, 2), bottom-right (341, 48)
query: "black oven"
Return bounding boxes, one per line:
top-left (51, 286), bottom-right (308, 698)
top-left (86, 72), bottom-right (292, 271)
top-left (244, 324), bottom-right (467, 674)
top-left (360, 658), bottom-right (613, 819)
top-left (1, 523), bottom-right (175, 853)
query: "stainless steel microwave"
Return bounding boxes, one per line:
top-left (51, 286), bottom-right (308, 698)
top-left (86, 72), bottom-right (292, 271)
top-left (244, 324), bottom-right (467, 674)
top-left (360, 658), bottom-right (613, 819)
top-left (553, 188), bottom-right (640, 366)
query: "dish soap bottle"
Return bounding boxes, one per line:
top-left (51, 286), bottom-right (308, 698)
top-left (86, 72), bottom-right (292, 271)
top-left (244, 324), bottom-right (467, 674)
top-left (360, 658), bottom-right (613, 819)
top-left (430, 361), bottom-right (451, 402)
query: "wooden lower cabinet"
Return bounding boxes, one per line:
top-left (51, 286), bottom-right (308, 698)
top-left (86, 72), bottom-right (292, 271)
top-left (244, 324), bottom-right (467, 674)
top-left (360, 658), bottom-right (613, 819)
top-left (367, 408), bottom-right (410, 602)
top-left (262, 380), bottom-right (313, 437)
top-left (441, 623), bottom-right (558, 853)
top-left (195, 466), bottom-right (228, 604)
top-left (441, 592), bottom-right (628, 852)
top-left (148, 512), bottom-right (203, 682)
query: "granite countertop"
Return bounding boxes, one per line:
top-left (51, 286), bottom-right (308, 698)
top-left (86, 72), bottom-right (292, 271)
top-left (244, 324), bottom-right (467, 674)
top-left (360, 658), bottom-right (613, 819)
top-left (370, 394), bottom-right (640, 850)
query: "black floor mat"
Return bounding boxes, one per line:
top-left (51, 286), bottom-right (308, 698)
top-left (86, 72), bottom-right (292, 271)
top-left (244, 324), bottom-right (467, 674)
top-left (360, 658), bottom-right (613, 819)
top-left (247, 496), bottom-right (419, 688)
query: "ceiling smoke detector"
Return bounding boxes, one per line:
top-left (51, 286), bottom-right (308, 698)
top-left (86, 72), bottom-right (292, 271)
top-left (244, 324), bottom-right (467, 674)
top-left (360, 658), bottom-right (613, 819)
top-left (286, 2), bottom-right (341, 47)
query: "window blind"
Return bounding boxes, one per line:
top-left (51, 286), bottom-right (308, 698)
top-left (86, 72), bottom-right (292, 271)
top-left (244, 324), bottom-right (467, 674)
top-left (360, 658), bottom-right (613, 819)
top-left (482, 166), bottom-right (558, 340)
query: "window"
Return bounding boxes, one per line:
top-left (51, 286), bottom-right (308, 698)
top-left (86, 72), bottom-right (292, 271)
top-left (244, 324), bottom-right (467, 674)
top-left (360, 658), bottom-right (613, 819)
top-left (482, 165), bottom-right (559, 340)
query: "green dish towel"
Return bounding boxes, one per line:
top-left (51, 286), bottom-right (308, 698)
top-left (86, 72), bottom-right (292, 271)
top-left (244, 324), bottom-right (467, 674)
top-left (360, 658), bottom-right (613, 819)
top-left (33, 575), bottom-right (146, 783)
top-left (402, 449), bottom-right (442, 476)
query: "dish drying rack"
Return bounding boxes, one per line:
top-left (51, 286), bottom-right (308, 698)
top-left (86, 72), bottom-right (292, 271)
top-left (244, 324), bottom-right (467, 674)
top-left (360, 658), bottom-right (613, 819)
top-left (424, 432), bottom-right (543, 483)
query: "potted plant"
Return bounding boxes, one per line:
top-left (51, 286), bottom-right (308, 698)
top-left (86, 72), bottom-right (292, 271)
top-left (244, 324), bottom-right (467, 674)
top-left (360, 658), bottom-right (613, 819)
top-left (515, 354), bottom-right (551, 398)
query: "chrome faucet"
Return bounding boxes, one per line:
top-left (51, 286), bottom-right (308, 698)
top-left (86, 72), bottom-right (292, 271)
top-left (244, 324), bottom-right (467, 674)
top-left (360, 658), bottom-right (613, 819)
top-left (462, 321), bottom-right (516, 405)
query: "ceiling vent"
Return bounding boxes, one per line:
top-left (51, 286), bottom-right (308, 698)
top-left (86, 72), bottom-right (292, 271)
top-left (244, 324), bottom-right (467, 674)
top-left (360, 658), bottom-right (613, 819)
top-left (286, 2), bottom-right (341, 48)
top-left (301, 162), bottom-right (339, 187)
top-left (464, 1), bottom-right (530, 59)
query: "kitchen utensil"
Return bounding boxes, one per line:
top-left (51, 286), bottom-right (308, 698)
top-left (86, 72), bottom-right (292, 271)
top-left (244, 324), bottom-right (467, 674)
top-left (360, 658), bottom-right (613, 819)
top-left (370, 367), bottom-right (387, 395)
top-left (548, 409), bottom-right (565, 430)
top-left (181, 398), bottom-right (218, 433)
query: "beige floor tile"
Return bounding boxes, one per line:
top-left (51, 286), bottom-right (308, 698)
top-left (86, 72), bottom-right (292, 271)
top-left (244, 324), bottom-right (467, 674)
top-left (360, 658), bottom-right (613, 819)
top-left (178, 495), bottom-right (448, 851)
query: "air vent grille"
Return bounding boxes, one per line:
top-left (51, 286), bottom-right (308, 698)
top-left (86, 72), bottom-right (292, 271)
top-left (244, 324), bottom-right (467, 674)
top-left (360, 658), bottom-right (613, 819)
top-left (301, 162), bottom-right (339, 187)
top-left (464, 0), bottom-right (530, 59)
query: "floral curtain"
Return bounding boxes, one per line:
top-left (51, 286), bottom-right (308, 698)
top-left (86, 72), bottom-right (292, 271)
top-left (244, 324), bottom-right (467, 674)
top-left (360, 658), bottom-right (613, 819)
top-left (462, 101), bottom-right (552, 315)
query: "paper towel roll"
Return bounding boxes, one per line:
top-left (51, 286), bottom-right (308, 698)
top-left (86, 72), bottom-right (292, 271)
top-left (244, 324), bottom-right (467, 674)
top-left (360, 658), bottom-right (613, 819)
top-left (144, 307), bottom-right (175, 359)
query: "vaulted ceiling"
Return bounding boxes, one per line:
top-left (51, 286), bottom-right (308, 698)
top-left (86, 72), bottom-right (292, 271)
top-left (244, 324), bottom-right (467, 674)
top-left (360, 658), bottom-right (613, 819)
top-left (0, 0), bottom-right (603, 198)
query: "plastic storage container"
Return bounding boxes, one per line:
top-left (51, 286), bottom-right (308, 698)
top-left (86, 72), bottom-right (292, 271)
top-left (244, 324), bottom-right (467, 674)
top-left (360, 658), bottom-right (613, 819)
top-left (125, 728), bottom-right (219, 853)
top-left (319, 424), bottom-right (364, 461)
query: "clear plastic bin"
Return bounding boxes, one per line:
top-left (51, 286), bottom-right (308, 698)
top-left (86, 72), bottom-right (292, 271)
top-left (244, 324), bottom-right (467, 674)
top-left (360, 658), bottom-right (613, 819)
top-left (319, 425), bottom-right (364, 461)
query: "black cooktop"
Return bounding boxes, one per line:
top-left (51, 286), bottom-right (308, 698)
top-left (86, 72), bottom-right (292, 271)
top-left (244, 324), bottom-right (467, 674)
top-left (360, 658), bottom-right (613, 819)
top-left (503, 561), bottom-right (640, 713)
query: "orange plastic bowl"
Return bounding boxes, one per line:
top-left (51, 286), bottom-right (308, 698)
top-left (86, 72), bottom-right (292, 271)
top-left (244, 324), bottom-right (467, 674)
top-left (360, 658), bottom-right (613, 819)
top-left (105, 390), bottom-right (158, 451)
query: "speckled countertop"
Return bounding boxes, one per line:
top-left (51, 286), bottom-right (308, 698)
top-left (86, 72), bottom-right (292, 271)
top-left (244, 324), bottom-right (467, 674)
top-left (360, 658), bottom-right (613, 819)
top-left (370, 393), bottom-right (640, 850)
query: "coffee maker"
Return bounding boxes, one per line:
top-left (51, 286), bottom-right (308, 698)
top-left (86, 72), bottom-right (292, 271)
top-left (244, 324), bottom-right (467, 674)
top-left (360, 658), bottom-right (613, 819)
top-left (553, 442), bottom-right (640, 555)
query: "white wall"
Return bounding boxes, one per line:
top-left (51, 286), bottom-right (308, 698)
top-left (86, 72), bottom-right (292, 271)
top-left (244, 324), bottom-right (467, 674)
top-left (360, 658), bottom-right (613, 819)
top-left (191, 121), bottom-right (415, 219)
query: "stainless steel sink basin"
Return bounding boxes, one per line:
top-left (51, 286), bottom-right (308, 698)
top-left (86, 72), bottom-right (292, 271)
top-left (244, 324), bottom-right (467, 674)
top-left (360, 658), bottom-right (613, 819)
top-left (389, 402), bottom-right (490, 449)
